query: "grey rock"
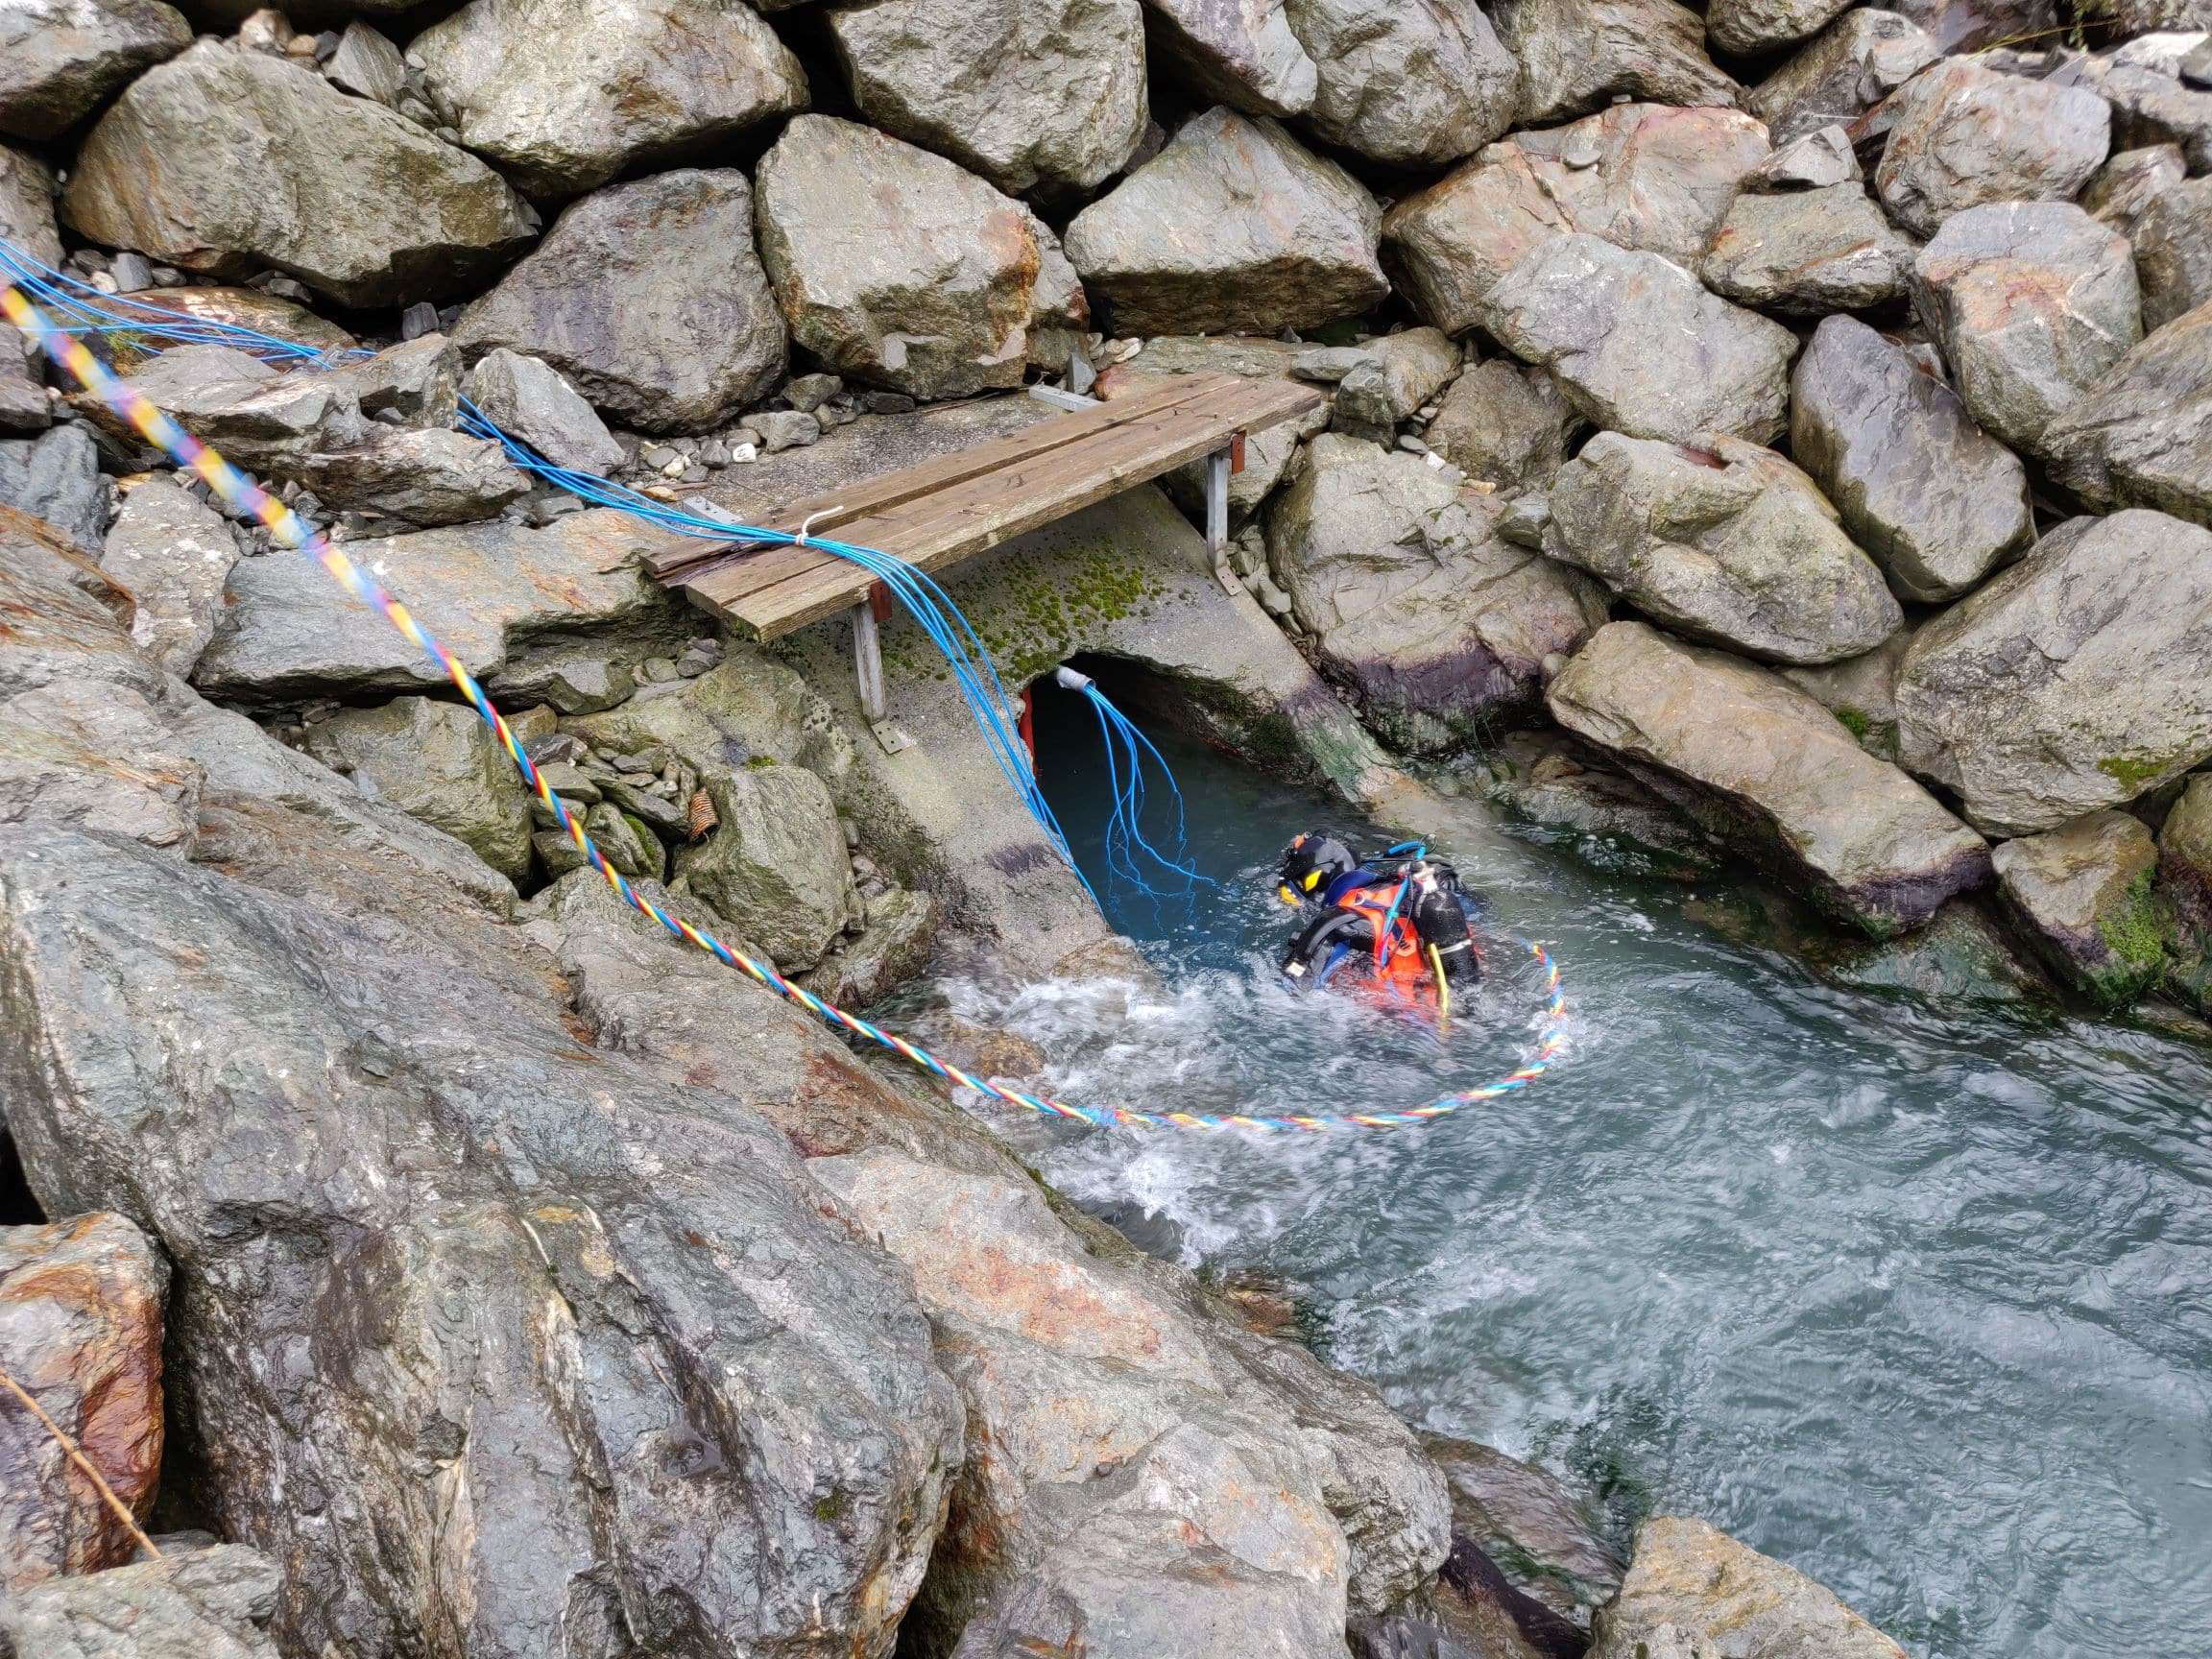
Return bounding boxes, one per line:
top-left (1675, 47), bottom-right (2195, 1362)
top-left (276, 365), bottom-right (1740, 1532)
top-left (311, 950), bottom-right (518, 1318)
top-left (1887, 0), bottom-right (2056, 51)
top-left (0, 502), bottom-right (162, 702)
top-left (0, 1213), bottom-right (168, 1592)
top-left (1333, 327), bottom-right (1458, 442)
top-left (1265, 433), bottom-right (1607, 752)
top-left (1911, 202), bottom-right (2141, 451)
top-left (0, 422), bottom-right (106, 551)
top-left (2066, 58), bottom-right (2212, 175)
top-left (1708, 0), bottom-right (1853, 54)
top-left (410, 0), bottom-right (807, 196)
top-left (454, 170), bottom-right (786, 436)
top-left (782, 373), bottom-right (842, 413)
top-left (0, 1544), bottom-right (282, 1659)
top-left (107, 251), bottom-right (150, 294)
top-left (1550, 619), bottom-right (1988, 935)
top-left (757, 115), bottom-right (1088, 399)
top-left (1422, 359), bottom-right (1583, 496)
top-left (98, 478), bottom-right (240, 676)
top-left (2081, 142), bottom-right (2187, 235)
top-left (1, 330), bottom-right (49, 435)
top-left (325, 18), bottom-right (403, 104)
top-left (1478, 234), bottom-right (1799, 445)
top-left (799, 884), bottom-right (939, 1008)
top-left (466, 348), bottom-right (624, 476)
top-left (304, 694), bottom-right (535, 881)
top-left (326, 334), bottom-right (460, 428)
top-left (1743, 123), bottom-right (1863, 191)
top-left (674, 759), bottom-right (861, 970)
top-left (1384, 104), bottom-right (1770, 334)
top-left (1874, 59), bottom-right (2112, 239)
top-left (1543, 430), bottom-right (1902, 664)
top-left (582, 798), bottom-right (663, 879)
top-left (1824, 894), bottom-right (2048, 1002)
top-left (1782, 626), bottom-right (1913, 758)
top-left (1142, 0), bottom-right (1319, 117)
top-left (1588, 1517), bottom-right (1908, 1659)
top-left (1699, 183), bottom-right (1915, 316)
top-left (1, 143), bottom-right (62, 270)
top-left (1895, 510), bottom-right (2212, 833)
top-left (1747, 9), bottom-right (1939, 147)
top-left (1790, 315), bottom-right (2033, 602)
top-left (60, 41), bottom-right (537, 308)
top-left (1283, 0), bottom-right (1519, 168)
top-left (0, 0), bottom-right (191, 142)
top-left (1475, 729), bottom-right (1723, 875)
top-left (1491, 0), bottom-right (1739, 126)
top-left (2039, 296), bottom-right (2212, 528)
top-left (88, 345), bottom-right (368, 471)
top-left (829, 0), bottom-right (1148, 198)
top-left (1992, 809), bottom-right (2169, 1006)
top-left (752, 409), bottom-right (822, 453)
top-left (1423, 1436), bottom-right (1623, 1622)
top-left (2134, 176), bottom-right (2212, 331)
top-left (283, 426), bottom-right (530, 526)
top-left (1290, 345), bottom-right (1372, 383)
top-left (2187, 33), bottom-right (2212, 82)
top-left (1066, 108), bottom-right (1386, 336)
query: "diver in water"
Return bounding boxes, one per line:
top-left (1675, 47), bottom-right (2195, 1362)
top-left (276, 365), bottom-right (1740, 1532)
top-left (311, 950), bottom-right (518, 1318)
top-left (1274, 831), bottom-right (1482, 1001)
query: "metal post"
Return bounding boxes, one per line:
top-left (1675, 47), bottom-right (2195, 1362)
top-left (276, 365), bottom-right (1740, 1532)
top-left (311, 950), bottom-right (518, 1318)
top-left (1206, 444), bottom-right (1237, 595)
top-left (853, 599), bottom-right (887, 724)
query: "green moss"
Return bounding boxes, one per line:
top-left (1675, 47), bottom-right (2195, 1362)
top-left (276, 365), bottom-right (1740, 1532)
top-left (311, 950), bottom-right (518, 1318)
top-left (2098, 873), bottom-right (2171, 974)
top-left (813, 1489), bottom-right (847, 1523)
top-left (1833, 706), bottom-right (1872, 742)
top-left (2098, 755), bottom-right (2174, 791)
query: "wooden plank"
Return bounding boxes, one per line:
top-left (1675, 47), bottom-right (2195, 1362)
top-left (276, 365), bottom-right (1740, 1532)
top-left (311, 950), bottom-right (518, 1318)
top-left (690, 376), bottom-right (1322, 639)
top-left (640, 374), bottom-right (1239, 581)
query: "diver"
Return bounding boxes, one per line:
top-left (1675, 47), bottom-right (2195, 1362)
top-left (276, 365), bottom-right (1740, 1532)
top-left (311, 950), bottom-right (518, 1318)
top-left (1275, 831), bottom-right (1482, 1003)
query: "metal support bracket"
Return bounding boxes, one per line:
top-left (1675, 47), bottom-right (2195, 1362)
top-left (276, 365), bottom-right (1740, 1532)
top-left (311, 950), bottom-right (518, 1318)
top-left (1206, 442), bottom-right (1238, 596)
top-left (852, 584), bottom-right (913, 754)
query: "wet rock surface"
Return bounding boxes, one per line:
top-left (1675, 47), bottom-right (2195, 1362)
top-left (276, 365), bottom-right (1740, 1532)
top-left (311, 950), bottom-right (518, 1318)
top-left (1746, 9), bottom-right (1939, 147)
top-left (1423, 1436), bottom-right (1623, 1622)
top-left (1874, 58), bottom-right (2111, 238)
top-left (1992, 809), bottom-right (2169, 1005)
top-left (0, 1543), bottom-right (283, 1659)
top-left (1698, 184), bottom-right (1915, 316)
top-left (675, 758), bottom-right (862, 971)
top-left (2039, 297), bottom-right (2212, 528)
top-left (0, 0), bottom-right (190, 143)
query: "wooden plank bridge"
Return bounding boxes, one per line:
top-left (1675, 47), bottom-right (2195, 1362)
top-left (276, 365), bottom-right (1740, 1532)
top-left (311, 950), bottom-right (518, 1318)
top-left (643, 371), bottom-right (1323, 742)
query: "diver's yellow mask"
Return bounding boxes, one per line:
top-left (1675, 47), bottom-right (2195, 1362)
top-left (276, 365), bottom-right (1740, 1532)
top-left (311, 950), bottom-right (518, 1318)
top-left (1277, 868), bottom-right (1326, 905)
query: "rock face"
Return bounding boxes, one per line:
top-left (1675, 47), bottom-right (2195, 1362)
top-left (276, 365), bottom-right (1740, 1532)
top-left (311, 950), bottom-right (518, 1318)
top-left (97, 479), bottom-right (240, 678)
top-left (1790, 315), bottom-right (2034, 602)
top-left (1, 422), bottom-right (107, 553)
top-left (92, 345), bottom-right (368, 471)
top-left (1911, 202), bottom-right (2140, 452)
top-left (410, 0), bottom-right (808, 196)
top-left (0, 1213), bottom-right (168, 1590)
top-left (2134, 176), bottom-right (2212, 332)
top-left (1265, 434), bottom-right (1607, 753)
top-left (1707, 0), bottom-right (1853, 54)
top-left (1874, 59), bottom-right (2112, 239)
top-left (2083, 142), bottom-right (2186, 237)
top-left (1142, 0), bottom-right (1319, 117)
top-left (1423, 1436), bottom-right (1623, 1623)
top-left (0, 1544), bottom-right (283, 1659)
top-left (674, 760), bottom-right (862, 971)
top-left (302, 696), bottom-right (536, 883)
top-left (1, 143), bottom-right (62, 270)
top-left (1423, 360), bottom-right (1582, 496)
top-left (1383, 104), bottom-right (1769, 334)
top-left (2039, 298), bottom-right (2212, 529)
top-left (1332, 327), bottom-right (1459, 443)
top-left (757, 115), bottom-right (1087, 399)
top-left (286, 427), bottom-right (530, 527)
top-left (1066, 108), bottom-right (1386, 336)
top-left (464, 349), bottom-right (625, 477)
top-left (829, 0), bottom-right (1148, 198)
top-left (1746, 9), bottom-right (1939, 147)
top-left (0, 0), bottom-right (190, 142)
top-left (1549, 620), bottom-right (1989, 934)
top-left (1491, 0), bottom-right (1739, 125)
top-left (453, 169), bottom-right (787, 435)
top-left (1698, 184), bottom-right (1915, 316)
top-left (1992, 810), bottom-right (2169, 1005)
top-left (1589, 1517), bottom-right (1908, 1659)
top-left (61, 42), bottom-right (537, 308)
top-left (1479, 235), bottom-right (1799, 445)
top-left (1284, 0), bottom-right (1519, 167)
top-left (1543, 431), bottom-right (1902, 665)
top-left (1897, 510), bottom-right (2212, 834)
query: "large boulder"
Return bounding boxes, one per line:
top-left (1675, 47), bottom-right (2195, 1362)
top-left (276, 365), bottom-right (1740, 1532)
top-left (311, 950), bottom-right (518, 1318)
top-left (1895, 510), bottom-right (2212, 834)
top-left (0, 1213), bottom-right (167, 1590)
top-left (828, 0), bottom-right (1148, 198)
top-left (2082, 142), bottom-right (2186, 237)
top-left (1065, 108), bottom-right (1386, 336)
top-left (60, 41), bottom-right (537, 308)
top-left (673, 759), bottom-right (862, 971)
top-left (410, 0), bottom-right (807, 197)
top-left (0, 1544), bottom-right (283, 1659)
top-left (0, 422), bottom-right (107, 552)
top-left (1698, 183), bottom-right (1916, 316)
top-left (1422, 359), bottom-right (1583, 497)
top-left (2039, 297), bottom-right (2212, 528)
top-left (0, 0), bottom-right (190, 142)
top-left (1542, 431), bottom-right (1902, 665)
top-left (1478, 235), bottom-right (1799, 445)
top-left (1746, 9), bottom-right (1938, 147)
top-left (1548, 620), bottom-right (1989, 934)
top-left (2134, 175), bottom-right (2212, 332)
top-left (1911, 202), bottom-right (2140, 451)
top-left (1588, 1517), bottom-right (1908, 1659)
top-left (1707, 0), bottom-right (1853, 54)
top-left (452, 169), bottom-right (787, 436)
top-left (283, 426), bottom-right (530, 527)
top-left (757, 115), bottom-right (1088, 400)
top-left (1422, 1436), bottom-right (1623, 1623)
top-left (84, 344), bottom-right (369, 471)
top-left (1383, 104), bottom-right (1769, 334)
top-left (97, 478), bottom-right (241, 678)
top-left (1265, 434), bottom-right (1607, 753)
top-left (463, 349), bottom-right (626, 476)
top-left (1141, 0), bottom-right (1318, 117)
top-left (1888, 0), bottom-right (2056, 50)
top-left (0, 143), bottom-right (61, 269)
top-left (1789, 315), bottom-right (2034, 602)
top-left (1991, 809), bottom-right (2171, 1005)
top-left (302, 695), bottom-right (536, 883)
top-left (1874, 59), bottom-right (2112, 238)
top-left (1490, 0), bottom-right (1739, 125)
top-left (1283, 0), bottom-right (1519, 168)
top-left (1331, 326), bottom-right (1459, 443)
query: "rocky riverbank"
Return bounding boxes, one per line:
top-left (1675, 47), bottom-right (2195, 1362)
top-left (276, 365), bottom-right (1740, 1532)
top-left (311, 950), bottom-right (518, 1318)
top-left (5, 0), bottom-right (2211, 1651)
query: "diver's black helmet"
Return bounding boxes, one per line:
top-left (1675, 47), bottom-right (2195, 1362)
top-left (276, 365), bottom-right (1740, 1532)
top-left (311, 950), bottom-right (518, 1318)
top-left (1278, 832), bottom-right (1358, 905)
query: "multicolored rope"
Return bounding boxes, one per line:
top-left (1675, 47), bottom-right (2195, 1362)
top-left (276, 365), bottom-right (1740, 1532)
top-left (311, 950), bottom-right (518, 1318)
top-left (2, 282), bottom-right (1569, 1132)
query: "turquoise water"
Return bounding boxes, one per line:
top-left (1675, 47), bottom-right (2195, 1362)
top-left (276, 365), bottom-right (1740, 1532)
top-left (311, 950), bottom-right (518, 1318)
top-left (937, 674), bottom-right (2212, 1659)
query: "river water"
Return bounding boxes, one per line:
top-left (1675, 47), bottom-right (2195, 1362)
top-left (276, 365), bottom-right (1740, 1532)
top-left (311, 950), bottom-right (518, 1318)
top-left (916, 674), bottom-right (2212, 1659)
